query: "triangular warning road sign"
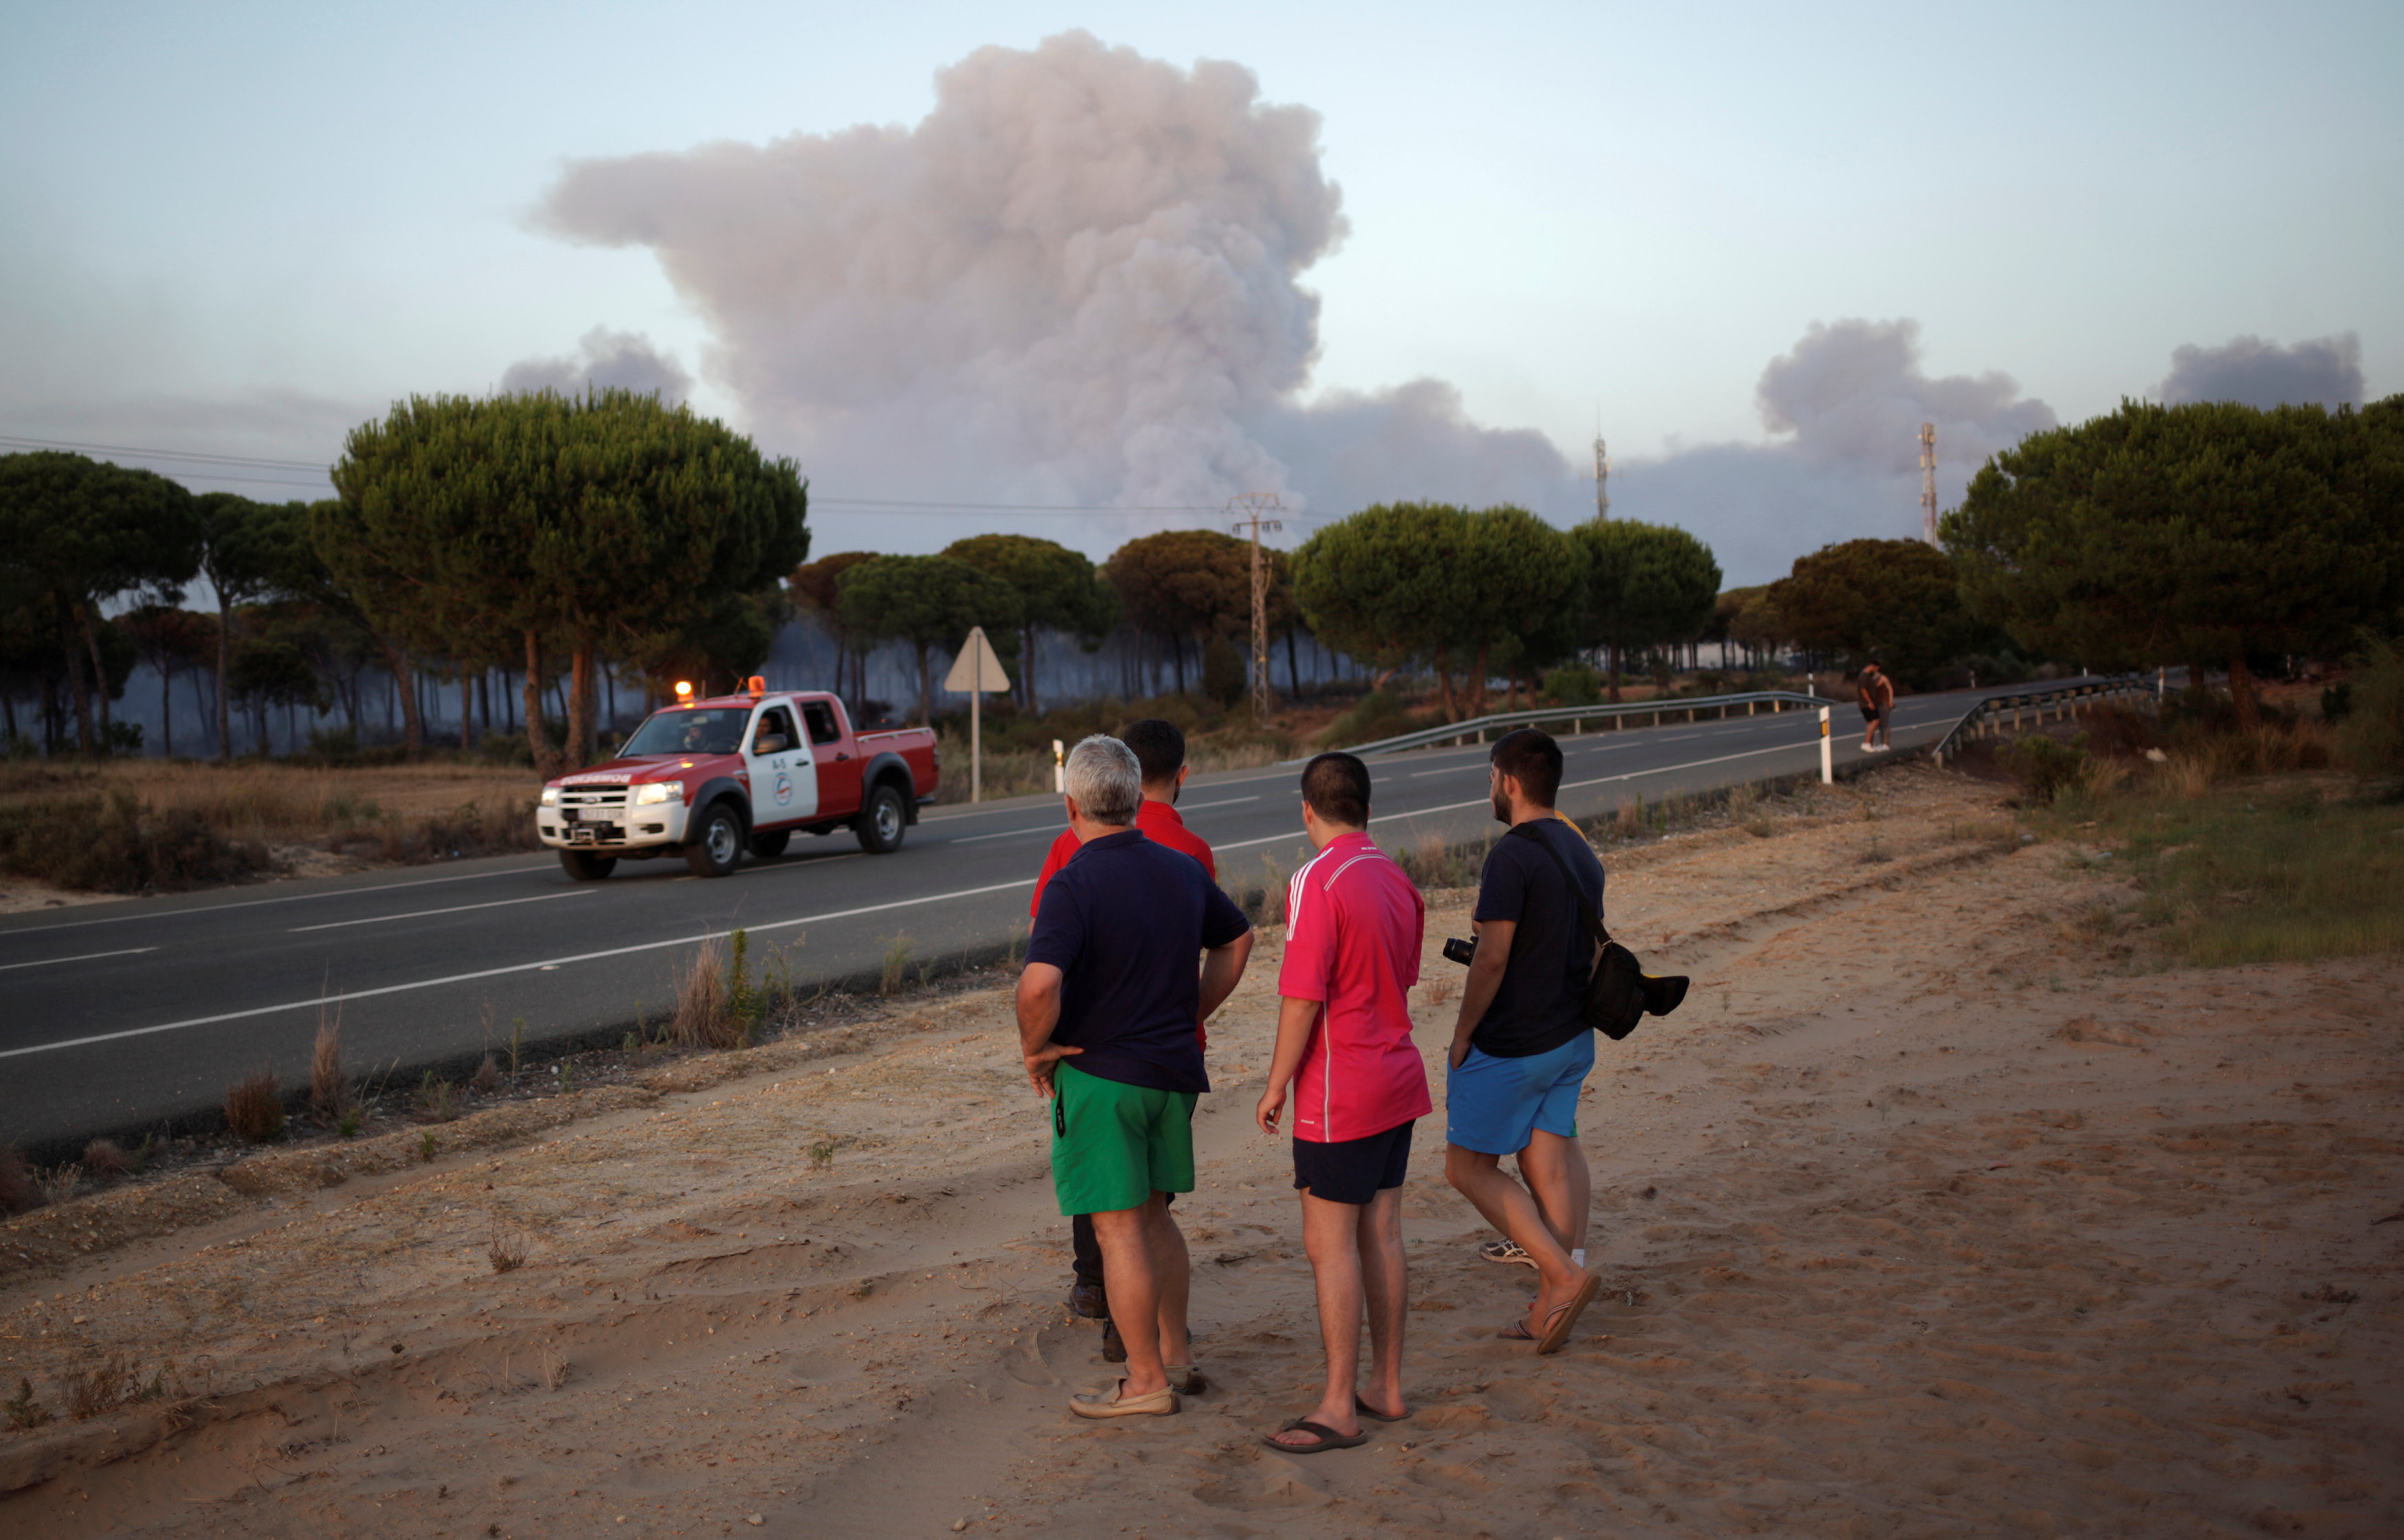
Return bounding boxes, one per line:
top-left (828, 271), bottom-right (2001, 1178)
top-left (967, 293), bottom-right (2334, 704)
top-left (942, 626), bottom-right (1011, 694)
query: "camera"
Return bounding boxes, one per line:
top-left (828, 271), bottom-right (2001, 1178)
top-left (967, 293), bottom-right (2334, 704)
top-left (1441, 936), bottom-right (1476, 967)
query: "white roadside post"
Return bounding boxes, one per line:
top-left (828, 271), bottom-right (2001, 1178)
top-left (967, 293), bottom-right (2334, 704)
top-left (1052, 738), bottom-right (1065, 794)
top-left (1819, 705), bottom-right (1834, 785)
top-left (942, 626), bottom-right (1012, 803)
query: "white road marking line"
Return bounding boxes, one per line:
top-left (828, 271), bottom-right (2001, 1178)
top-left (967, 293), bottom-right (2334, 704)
top-left (947, 824), bottom-right (1064, 846)
top-left (1206, 733), bottom-right (1852, 858)
top-left (0, 946), bottom-right (158, 973)
top-left (0, 876), bottom-right (1039, 1062)
top-left (0, 861), bottom-right (547, 938)
top-left (1176, 795), bottom-right (1262, 812)
top-left (289, 890), bottom-right (598, 933)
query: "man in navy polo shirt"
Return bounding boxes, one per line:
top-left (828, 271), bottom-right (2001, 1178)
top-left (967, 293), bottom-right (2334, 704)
top-left (1017, 735), bottom-right (1254, 1419)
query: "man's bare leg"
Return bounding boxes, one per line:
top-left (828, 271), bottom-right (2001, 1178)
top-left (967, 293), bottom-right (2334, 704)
top-left (1517, 1129), bottom-right (1590, 1256)
top-left (1356, 1187), bottom-right (1408, 1419)
top-left (1445, 1144), bottom-right (1586, 1335)
top-left (1142, 1194), bottom-right (1192, 1370)
top-left (1090, 1200), bottom-right (1169, 1397)
top-left (1267, 1190), bottom-right (1370, 1447)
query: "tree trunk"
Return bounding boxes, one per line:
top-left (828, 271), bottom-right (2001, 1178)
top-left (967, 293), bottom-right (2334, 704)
top-left (372, 634), bottom-right (422, 761)
top-left (523, 633), bottom-right (558, 779)
top-left (78, 602), bottom-right (112, 739)
top-left (460, 673), bottom-right (474, 751)
top-left (1606, 642), bottom-right (1624, 704)
top-left (159, 662), bottom-right (174, 758)
top-left (1170, 633), bottom-right (1188, 697)
top-left (1469, 640), bottom-right (1492, 717)
top-left (60, 605), bottom-right (95, 754)
top-left (1286, 629), bottom-right (1302, 701)
top-left (1435, 660), bottom-right (1460, 723)
top-left (1022, 622), bottom-right (1040, 714)
top-left (2188, 662), bottom-right (2205, 692)
top-left (567, 637), bottom-right (596, 769)
top-left (2227, 655), bottom-right (2259, 729)
top-left (914, 641), bottom-right (933, 724)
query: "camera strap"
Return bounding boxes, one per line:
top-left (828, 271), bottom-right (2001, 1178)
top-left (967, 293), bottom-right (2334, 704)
top-left (1506, 819), bottom-right (1612, 955)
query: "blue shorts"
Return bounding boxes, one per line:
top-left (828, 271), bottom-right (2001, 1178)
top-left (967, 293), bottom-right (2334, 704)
top-left (1444, 1032), bottom-right (1595, 1155)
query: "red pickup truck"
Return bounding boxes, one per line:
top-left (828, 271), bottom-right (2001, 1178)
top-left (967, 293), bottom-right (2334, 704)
top-left (536, 682), bottom-right (940, 879)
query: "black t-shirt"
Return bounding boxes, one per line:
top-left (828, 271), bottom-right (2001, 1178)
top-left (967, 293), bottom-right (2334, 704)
top-left (1024, 828), bottom-right (1251, 1093)
top-left (1470, 815), bottom-right (1607, 1058)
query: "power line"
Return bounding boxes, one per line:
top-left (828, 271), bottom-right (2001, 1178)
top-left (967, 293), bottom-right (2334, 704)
top-left (0, 429), bottom-right (1322, 525)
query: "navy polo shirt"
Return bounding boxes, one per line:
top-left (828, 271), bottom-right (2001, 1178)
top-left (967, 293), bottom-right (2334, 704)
top-left (1025, 827), bottom-right (1251, 1094)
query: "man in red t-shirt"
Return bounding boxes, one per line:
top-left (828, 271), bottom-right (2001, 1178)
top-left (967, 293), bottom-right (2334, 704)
top-left (1031, 721), bottom-right (1217, 1341)
top-left (1254, 751), bottom-right (1428, 1453)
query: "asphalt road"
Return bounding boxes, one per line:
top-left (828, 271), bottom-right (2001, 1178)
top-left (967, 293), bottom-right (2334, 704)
top-left (0, 683), bottom-right (2052, 1153)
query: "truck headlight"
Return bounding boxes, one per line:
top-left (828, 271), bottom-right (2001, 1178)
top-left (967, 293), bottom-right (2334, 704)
top-left (633, 782), bottom-right (683, 805)
top-left (538, 786), bottom-right (560, 806)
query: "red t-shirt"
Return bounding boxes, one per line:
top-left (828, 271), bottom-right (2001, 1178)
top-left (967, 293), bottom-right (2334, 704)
top-left (1029, 800), bottom-right (1216, 917)
top-left (1276, 833), bottom-right (1430, 1143)
top-left (1030, 800), bottom-right (1220, 1048)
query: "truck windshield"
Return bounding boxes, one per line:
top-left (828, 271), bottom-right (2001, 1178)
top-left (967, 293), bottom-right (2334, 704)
top-left (620, 708), bottom-right (749, 757)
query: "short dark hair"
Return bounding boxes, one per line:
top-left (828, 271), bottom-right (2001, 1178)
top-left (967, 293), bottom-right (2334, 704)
top-left (1119, 718), bottom-right (1187, 786)
top-left (1490, 727), bottom-right (1563, 807)
top-left (1300, 751), bottom-right (1371, 828)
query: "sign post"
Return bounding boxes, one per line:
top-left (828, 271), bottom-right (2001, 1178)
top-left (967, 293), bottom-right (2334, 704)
top-left (942, 626), bottom-right (1012, 802)
top-left (1819, 705), bottom-right (1833, 785)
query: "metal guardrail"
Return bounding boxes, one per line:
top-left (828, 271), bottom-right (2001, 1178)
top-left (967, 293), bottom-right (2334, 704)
top-left (1317, 690), bottom-right (1834, 760)
top-left (1927, 676), bottom-right (2155, 767)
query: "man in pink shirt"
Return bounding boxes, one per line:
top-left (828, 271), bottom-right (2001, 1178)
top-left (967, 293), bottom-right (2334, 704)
top-left (1254, 752), bottom-right (1428, 1453)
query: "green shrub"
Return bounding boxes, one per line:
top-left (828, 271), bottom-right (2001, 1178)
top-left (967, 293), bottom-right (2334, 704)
top-left (1201, 635), bottom-right (1248, 707)
top-left (1320, 692), bottom-right (1417, 749)
top-left (1543, 664), bottom-right (1602, 706)
top-left (2335, 635), bottom-right (2404, 779)
top-left (2001, 735), bottom-right (2089, 804)
top-left (0, 787), bottom-right (269, 892)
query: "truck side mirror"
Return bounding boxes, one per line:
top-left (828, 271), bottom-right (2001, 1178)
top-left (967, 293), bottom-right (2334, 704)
top-left (754, 734), bottom-right (789, 756)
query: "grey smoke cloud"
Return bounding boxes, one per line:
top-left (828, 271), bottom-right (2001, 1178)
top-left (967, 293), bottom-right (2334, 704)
top-left (1614, 318), bottom-right (2056, 585)
top-left (500, 326), bottom-right (693, 403)
top-left (2155, 332), bottom-right (2363, 409)
top-left (536, 30), bottom-right (1567, 532)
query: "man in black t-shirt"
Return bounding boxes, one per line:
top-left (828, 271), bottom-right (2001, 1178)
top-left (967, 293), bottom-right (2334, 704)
top-left (1442, 728), bottom-right (1604, 1355)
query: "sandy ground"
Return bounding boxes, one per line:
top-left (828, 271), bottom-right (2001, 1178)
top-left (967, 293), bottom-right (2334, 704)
top-left (4, 764), bottom-right (2399, 1539)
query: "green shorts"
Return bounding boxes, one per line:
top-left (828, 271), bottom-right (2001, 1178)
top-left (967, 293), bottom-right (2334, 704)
top-left (1050, 1061), bottom-right (1198, 1216)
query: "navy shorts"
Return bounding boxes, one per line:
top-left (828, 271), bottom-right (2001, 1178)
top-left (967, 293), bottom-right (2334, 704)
top-left (1293, 1119), bottom-right (1415, 1205)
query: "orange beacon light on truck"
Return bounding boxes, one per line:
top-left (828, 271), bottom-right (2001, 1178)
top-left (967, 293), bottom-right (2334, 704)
top-left (673, 680), bottom-right (694, 700)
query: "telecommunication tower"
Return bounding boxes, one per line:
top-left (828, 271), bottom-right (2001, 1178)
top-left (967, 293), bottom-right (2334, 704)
top-left (1919, 422), bottom-right (1938, 545)
top-left (1593, 420), bottom-right (1611, 521)
top-left (1228, 492), bottom-right (1284, 722)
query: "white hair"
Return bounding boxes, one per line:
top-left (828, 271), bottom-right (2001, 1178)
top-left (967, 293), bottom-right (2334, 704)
top-left (1065, 734), bottom-right (1142, 826)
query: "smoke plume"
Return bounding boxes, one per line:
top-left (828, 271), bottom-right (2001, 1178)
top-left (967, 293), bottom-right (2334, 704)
top-left (1614, 319), bottom-right (2056, 584)
top-left (500, 326), bottom-right (693, 403)
top-left (536, 31), bottom-right (1565, 533)
top-left (2155, 332), bottom-right (2363, 410)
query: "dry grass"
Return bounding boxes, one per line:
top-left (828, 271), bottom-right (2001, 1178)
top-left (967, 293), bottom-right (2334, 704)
top-left (80, 1139), bottom-right (131, 1177)
top-left (412, 1072), bottom-right (460, 1124)
top-left (58, 1354), bottom-right (140, 1420)
top-left (38, 1163), bottom-right (82, 1205)
top-left (473, 1054), bottom-right (501, 1094)
top-left (308, 1017), bottom-right (352, 1127)
top-left (1, 1143), bottom-right (44, 1214)
top-left (1614, 797), bottom-right (1644, 839)
top-left (672, 939), bottom-right (744, 1048)
top-left (538, 1339), bottom-right (569, 1390)
top-left (1421, 973), bottom-right (1460, 1007)
top-left (223, 1069), bottom-right (286, 1143)
top-left (488, 1225), bottom-right (528, 1274)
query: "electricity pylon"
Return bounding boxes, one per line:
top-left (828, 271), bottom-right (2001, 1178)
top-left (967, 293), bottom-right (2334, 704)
top-left (1228, 492), bottom-right (1284, 722)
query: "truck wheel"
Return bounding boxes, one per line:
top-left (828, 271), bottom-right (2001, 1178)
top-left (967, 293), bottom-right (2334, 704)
top-left (749, 829), bottom-right (791, 859)
top-left (685, 804), bottom-right (745, 878)
top-left (558, 850), bottom-right (617, 881)
top-left (855, 782), bottom-right (907, 854)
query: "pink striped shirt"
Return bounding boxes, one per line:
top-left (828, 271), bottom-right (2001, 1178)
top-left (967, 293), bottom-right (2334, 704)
top-left (1277, 833), bottom-right (1430, 1142)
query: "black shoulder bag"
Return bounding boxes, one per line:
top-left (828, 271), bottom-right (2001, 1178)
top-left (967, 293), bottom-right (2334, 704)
top-left (1506, 821), bottom-right (1685, 1041)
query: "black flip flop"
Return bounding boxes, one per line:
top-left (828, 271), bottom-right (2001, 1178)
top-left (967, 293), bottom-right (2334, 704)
top-left (1262, 1418), bottom-right (1369, 1453)
top-left (1354, 1394), bottom-right (1409, 1423)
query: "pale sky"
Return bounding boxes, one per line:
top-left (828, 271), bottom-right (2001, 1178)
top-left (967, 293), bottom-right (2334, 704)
top-left (3, 1), bottom-right (2395, 578)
